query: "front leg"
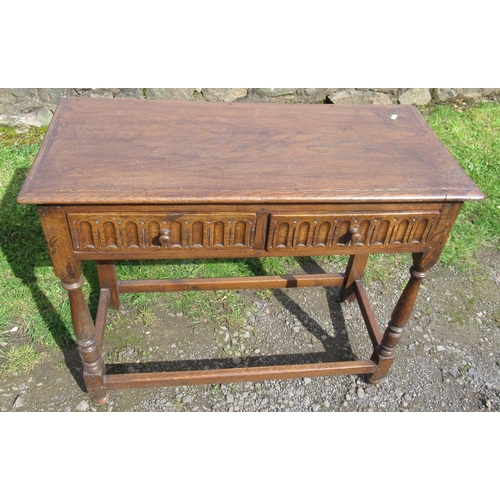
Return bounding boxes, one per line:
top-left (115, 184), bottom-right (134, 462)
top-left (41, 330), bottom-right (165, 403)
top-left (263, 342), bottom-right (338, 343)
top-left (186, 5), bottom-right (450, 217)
top-left (367, 202), bottom-right (462, 383)
top-left (39, 206), bottom-right (109, 404)
top-left (367, 254), bottom-right (427, 383)
top-left (62, 276), bottom-right (109, 405)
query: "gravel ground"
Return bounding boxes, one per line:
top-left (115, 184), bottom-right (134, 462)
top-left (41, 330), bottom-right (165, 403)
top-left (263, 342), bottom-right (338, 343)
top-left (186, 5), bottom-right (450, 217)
top-left (1, 250), bottom-right (500, 413)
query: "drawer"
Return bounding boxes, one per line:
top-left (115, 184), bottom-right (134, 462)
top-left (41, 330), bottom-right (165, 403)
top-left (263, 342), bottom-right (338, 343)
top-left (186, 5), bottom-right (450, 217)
top-left (267, 211), bottom-right (440, 251)
top-left (67, 211), bottom-right (259, 252)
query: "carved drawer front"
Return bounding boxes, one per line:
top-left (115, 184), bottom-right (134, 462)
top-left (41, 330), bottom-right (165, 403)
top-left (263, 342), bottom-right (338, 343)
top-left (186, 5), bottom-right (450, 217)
top-left (67, 212), bottom-right (258, 252)
top-left (267, 211), bottom-right (440, 251)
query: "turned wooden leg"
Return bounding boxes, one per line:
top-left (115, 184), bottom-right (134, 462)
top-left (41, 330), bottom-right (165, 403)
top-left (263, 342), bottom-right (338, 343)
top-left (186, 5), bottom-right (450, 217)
top-left (62, 276), bottom-right (109, 404)
top-left (367, 255), bottom-right (428, 383)
top-left (366, 203), bottom-right (463, 383)
top-left (38, 206), bottom-right (109, 403)
top-left (97, 260), bottom-right (120, 310)
top-left (342, 254), bottom-right (369, 302)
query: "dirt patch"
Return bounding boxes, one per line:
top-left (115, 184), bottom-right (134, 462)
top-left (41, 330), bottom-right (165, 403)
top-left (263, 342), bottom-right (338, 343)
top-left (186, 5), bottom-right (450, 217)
top-left (1, 249), bottom-right (500, 412)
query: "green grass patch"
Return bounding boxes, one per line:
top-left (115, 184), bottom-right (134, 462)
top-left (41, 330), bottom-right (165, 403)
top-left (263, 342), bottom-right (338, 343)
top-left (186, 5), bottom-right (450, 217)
top-left (0, 328), bottom-right (10, 356)
top-left (115, 257), bottom-right (298, 330)
top-left (423, 100), bottom-right (500, 269)
top-left (0, 125), bottom-right (48, 147)
top-left (1, 343), bottom-right (41, 374)
top-left (0, 127), bottom-right (76, 348)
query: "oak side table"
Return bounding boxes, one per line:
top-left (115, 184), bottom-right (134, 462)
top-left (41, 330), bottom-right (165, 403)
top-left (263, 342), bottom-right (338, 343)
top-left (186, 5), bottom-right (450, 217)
top-left (17, 97), bottom-right (484, 404)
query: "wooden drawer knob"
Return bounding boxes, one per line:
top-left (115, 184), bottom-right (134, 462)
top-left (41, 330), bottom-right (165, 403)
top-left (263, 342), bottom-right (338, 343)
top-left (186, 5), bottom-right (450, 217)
top-left (349, 226), bottom-right (363, 245)
top-left (159, 229), bottom-right (171, 246)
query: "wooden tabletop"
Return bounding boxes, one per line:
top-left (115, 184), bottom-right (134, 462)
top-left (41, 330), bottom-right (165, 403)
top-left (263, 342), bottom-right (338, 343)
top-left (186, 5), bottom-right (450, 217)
top-left (17, 97), bottom-right (484, 205)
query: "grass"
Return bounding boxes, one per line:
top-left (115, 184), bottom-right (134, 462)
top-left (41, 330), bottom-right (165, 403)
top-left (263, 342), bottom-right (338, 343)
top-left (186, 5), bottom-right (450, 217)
top-left (0, 99), bottom-right (499, 360)
top-left (1, 343), bottom-right (41, 374)
top-left (0, 126), bottom-right (73, 348)
top-left (422, 100), bottom-right (500, 267)
top-left (0, 328), bottom-right (10, 356)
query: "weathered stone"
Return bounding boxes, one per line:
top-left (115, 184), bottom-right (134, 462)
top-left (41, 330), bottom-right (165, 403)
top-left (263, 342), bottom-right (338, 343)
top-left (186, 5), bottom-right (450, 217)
top-left (475, 88), bottom-right (499, 97)
top-left (398, 88), bottom-right (432, 105)
top-left (254, 88), bottom-right (298, 97)
top-left (0, 88), bottom-right (42, 116)
top-left (74, 88), bottom-right (116, 98)
top-left (201, 88), bottom-right (248, 102)
top-left (303, 88), bottom-right (333, 96)
top-left (1, 88), bottom-right (33, 101)
top-left (0, 113), bottom-right (14, 125)
top-left (1, 88), bottom-right (498, 129)
top-left (0, 106), bottom-right (53, 127)
top-left (0, 88), bottom-right (34, 112)
top-left (297, 88), bottom-right (337, 103)
top-left (431, 88), bottom-right (499, 100)
top-left (37, 88), bottom-right (76, 108)
top-left (251, 88), bottom-right (299, 103)
top-left (76, 400), bottom-right (90, 412)
top-left (430, 88), bottom-right (461, 101)
top-left (145, 88), bottom-right (200, 100)
top-left (26, 107), bottom-right (54, 126)
top-left (328, 89), bottom-right (393, 105)
top-left (13, 395), bottom-right (24, 409)
top-left (366, 88), bottom-right (400, 95)
top-left (461, 88), bottom-right (484, 99)
top-left (114, 88), bottom-right (145, 99)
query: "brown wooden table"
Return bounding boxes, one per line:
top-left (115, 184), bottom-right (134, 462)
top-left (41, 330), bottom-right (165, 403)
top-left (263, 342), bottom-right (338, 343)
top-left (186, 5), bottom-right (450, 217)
top-left (17, 97), bottom-right (484, 404)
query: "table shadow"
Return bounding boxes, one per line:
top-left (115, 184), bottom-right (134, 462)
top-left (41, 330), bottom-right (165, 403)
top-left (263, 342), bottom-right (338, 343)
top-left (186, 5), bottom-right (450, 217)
top-left (0, 166), bottom-right (102, 391)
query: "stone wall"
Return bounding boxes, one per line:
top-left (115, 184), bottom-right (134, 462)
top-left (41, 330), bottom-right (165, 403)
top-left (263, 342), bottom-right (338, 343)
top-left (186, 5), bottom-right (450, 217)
top-left (1, 88), bottom-right (498, 127)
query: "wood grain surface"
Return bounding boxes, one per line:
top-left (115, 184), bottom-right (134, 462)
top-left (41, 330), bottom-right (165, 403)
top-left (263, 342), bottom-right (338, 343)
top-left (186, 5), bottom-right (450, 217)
top-left (17, 97), bottom-right (484, 205)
